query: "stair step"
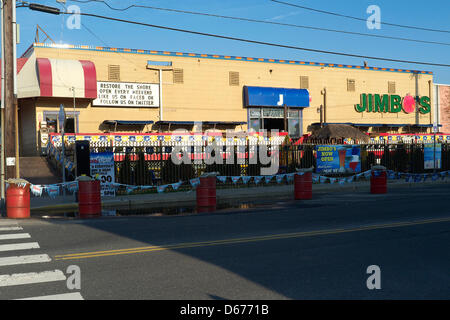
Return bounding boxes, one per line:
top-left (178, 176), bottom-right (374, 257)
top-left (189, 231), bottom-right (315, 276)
top-left (19, 157), bottom-right (61, 185)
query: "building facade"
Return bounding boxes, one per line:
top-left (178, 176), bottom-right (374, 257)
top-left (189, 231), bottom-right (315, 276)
top-left (17, 42), bottom-right (436, 156)
top-left (435, 84), bottom-right (450, 133)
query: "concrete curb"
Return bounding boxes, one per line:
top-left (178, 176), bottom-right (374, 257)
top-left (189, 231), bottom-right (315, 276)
top-left (29, 178), bottom-right (449, 214)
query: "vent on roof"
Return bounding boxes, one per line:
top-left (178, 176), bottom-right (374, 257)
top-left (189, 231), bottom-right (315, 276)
top-left (173, 68), bottom-right (184, 84)
top-left (108, 65), bottom-right (120, 81)
top-left (347, 79), bottom-right (356, 92)
top-left (229, 71), bottom-right (240, 86)
top-left (388, 81), bottom-right (396, 94)
top-left (300, 76), bottom-right (309, 89)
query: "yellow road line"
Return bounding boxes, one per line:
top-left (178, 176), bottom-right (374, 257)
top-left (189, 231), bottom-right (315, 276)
top-left (54, 217), bottom-right (450, 261)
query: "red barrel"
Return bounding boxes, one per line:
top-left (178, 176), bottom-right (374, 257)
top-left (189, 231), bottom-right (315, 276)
top-left (196, 176), bottom-right (216, 209)
top-left (294, 172), bottom-right (312, 200)
top-left (6, 184), bottom-right (30, 219)
top-left (370, 169), bottom-right (387, 194)
top-left (78, 180), bottom-right (101, 217)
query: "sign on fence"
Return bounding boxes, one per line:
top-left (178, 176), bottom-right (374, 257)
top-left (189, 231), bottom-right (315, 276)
top-left (424, 144), bottom-right (441, 169)
top-left (316, 145), bottom-right (361, 174)
top-left (90, 152), bottom-right (116, 196)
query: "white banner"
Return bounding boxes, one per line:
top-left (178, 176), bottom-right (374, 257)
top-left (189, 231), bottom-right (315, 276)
top-left (93, 81), bottom-right (160, 107)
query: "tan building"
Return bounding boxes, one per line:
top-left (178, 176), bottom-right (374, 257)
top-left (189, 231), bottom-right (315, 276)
top-left (17, 42), bottom-right (436, 156)
top-left (435, 84), bottom-right (450, 133)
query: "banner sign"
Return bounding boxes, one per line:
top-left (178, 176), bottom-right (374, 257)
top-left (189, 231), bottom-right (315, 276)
top-left (424, 143), bottom-right (442, 169)
top-left (93, 81), bottom-right (160, 107)
top-left (90, 152), bottom-right (116, 196)
top-left (316, 145), bottom-right (361, 174)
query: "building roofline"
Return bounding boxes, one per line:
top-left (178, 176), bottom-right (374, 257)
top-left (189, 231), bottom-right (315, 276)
top-left (30, 42), bottom-right (433, 75)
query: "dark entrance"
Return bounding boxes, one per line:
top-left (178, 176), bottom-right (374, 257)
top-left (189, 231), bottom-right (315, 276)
top-left (263, 118), bottom-right (284, 131)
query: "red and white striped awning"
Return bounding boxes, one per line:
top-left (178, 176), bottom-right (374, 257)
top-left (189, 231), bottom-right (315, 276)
top-left (18, 54), bottom-right (97, 99)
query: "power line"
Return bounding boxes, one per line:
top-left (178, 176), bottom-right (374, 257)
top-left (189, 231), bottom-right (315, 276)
top-left (65, 0), bottom-right (450, 47)
top-left (270, 0), bottom-right (450, 34)
top-left (54, 10), bottom-right (449, 68)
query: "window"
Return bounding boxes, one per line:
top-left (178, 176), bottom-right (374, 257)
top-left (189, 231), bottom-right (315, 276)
top-left (300, 76), bottom-right (309, 89)
top-left (147, 60), bottom-right (172, 67)
top-left (347, 79), bottom-right (356, 92)
top-left (108, 65), bottom-right (120, 81)
top-left (173, 68), bottom-right (184, 84)
top-left (388, 81), bottom-right (396, 94)
top-left (229, 71), bottom-right (240, 86)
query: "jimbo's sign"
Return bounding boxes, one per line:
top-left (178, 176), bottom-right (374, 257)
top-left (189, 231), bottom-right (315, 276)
top-left (355, 94), bottom-right (430, 114)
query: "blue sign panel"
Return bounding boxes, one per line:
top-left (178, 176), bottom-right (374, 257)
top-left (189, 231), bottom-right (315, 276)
top-left (424, 144), bottom-right (441, 169)
top-left (316, 145), bottom-right (361, 174)
top-left (244, 86), bottom-right (310, 108)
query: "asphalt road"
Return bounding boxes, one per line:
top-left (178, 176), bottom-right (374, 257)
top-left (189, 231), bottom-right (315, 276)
top-left (0, 183), bottom-right (449, 300)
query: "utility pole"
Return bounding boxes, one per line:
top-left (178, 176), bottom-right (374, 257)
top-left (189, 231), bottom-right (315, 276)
top-left (4, 0), bottom-right (18, 180)
top-left (414, 71), bottom-right (419, 126)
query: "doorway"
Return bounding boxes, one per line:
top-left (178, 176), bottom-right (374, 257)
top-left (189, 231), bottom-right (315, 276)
top-left (263, 118), bottom-right (284, 131)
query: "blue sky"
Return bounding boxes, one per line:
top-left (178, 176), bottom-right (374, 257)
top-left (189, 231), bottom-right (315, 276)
top-left (16, 0), bottom-right (450, 83)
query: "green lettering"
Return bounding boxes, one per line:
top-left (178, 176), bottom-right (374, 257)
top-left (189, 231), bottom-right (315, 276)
top-left (390, 95), bottom-right (402, 113)
top-left (419, 96), bottom-right (431, 114)
top-left (355, 94), bottom-right (367, 112)
top-left (375, 94), bottom-right (389, 113)
top-left (368, 94), bottom-right (374, 112)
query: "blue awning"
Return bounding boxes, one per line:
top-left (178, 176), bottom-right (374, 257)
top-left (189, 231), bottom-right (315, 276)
top-left (244, 86), bottom-right (310, 108)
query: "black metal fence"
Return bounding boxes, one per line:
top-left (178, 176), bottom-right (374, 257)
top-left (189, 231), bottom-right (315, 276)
top-left (85, 142), bottom-right (450, 187)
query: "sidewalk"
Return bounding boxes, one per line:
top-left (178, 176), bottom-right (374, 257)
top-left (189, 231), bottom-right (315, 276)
top-left (28, 178), bottom-right (450, 214)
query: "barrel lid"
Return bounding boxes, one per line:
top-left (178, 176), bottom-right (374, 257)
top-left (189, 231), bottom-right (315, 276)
top-left (6, 178), bottom-right (30, 185)
top-left (371, 165), bottom-right (386, 171)
top-left (296, 167), bottom-right (314, 173)
top-left (76, 175), bottom-right (93, 181)
top-left (201, 172), bottom-right (220, 177)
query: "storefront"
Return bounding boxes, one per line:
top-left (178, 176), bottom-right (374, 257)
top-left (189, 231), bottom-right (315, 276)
top-left (16, 42), bottom-right (438, 155)
top-left (244, 86), bottom-right (309, 136)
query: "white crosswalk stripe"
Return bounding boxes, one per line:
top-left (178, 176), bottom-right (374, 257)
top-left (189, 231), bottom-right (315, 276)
top-left (0, 254), bottom-right (51, 267)
top-left (0, 270), bottom-right (66, 287)
top-left (0, 233), bottom-right (31, 240)
top-left (0, 242), bottom-right (40, 252)
top-left (0, 221), bottom-right (18, 227)
top-left (0, 222), bottom-right (84, 300)
top-left (0, 227), bottom-right (23, 232)
top-left (16, 292), bottom-right (83, 300)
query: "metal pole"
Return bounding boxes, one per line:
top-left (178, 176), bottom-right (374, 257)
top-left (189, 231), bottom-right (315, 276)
top-left (159, 69), bottom-right (163, 121)
top-left (61, 128), bottom-right (65, 195)
top-left (73, 86), bottom-right (76, 133)
top-left (13, 0), bottom-right (18, 178)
